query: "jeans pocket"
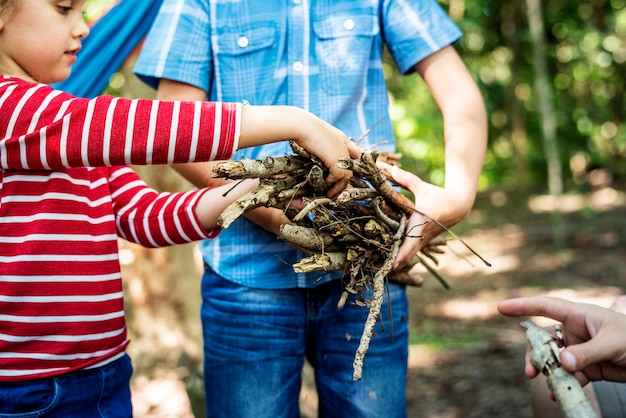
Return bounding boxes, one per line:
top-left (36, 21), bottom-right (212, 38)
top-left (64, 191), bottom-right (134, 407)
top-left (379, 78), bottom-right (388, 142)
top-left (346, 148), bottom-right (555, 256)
top-left (0, 378), bottom-right (60, 417)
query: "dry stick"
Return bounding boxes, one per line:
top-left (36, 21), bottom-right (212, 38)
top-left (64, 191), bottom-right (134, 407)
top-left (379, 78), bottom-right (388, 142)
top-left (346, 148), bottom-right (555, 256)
top-left (278, 224), bottom-right (336, 253)
top-left (352, 214), bottom-right (406, 381)
top-left (387, 270), bottom-right (425, 287)
top-left (353, 117), bottom-right (388, 147)
top-left (218, 178), bottom-right (296, 228)
top-left (338, 266), bottom-right (364, 309)
top-left (339, 154), bottom-right (492, 268)
top-left (285, 156), bottom-right (452, 287)
top-left (420, 249), bottom-right (442, 267)
top-left (335, 188), bottom-right (379, 204)
top-left (215, 150), bottom-right (487, 378)
top-left (327, 219), bottom-right (389, 252)
top-left (522, 321), bottom-right (597, 418)
top-left (292, 252), bottom-right (347, 273)
top-left (220, 179), bottom-right (246, 198)
top-left (415, 254), bottom-right (450, 290)
top-left (340, 152), bottom-right (414, 216)
top-left (341, 152), bottom-right (485, 290)
top-left (306, 164), bottom-right (327, 193)
top-left (212, 155), bottom-right (307, 179)
top-left (276, 182), bottom-right (310, 201)
top-left (370, 197), bottom-right (400, 230)
top-left (400, 200), bottom-right (491, 267)
top-left (293, 198), bottom-right (333, 222)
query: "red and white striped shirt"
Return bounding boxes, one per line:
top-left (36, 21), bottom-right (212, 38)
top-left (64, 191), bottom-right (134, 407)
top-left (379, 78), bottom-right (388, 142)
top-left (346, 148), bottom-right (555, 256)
top-left (0, 76), bottom-right (241, 381)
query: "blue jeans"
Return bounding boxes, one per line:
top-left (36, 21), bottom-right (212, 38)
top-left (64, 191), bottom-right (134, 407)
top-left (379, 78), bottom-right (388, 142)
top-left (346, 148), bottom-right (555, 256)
top-left (201, 266), bottom-right (409, 418)
top-left (0, 354), bottom-right (133, 418)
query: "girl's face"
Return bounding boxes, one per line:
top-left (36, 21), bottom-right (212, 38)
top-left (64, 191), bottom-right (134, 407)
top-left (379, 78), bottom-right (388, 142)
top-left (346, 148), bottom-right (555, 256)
top-left (0, 0), bottom-right (89, 84)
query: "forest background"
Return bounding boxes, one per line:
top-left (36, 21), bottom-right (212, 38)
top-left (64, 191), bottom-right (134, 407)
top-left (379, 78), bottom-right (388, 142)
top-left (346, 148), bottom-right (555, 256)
top-left (82, 0), bottom-right (625, 416)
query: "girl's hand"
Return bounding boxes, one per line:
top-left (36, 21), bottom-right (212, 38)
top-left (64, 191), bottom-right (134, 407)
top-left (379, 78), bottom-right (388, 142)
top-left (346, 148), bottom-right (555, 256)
top-left (290, 109), bottom-right (361, 197)
top-left (239, 106), bottom-right (361, 198)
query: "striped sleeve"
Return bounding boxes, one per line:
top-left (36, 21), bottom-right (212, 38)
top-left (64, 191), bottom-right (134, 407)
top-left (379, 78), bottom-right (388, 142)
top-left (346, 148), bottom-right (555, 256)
top-left (108, 166), bottom-right (218, 247)
top-left (0, 78), bottom-right (241, 170)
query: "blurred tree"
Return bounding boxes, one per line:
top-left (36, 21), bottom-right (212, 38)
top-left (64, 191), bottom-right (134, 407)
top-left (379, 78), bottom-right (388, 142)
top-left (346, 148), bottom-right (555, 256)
top-left (386, 0), bottom-right (625, 194)
top-left (525, 0), bottom-right (566, 247)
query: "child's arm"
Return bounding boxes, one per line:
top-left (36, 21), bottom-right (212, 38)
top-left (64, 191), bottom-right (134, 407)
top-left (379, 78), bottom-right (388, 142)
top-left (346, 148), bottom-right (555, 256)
top-left (0, 79), bottom-right (358, 195)
top-left (192, 179), bottom-right (260, 231)
top-left (239, 105), bottom-right (361, 197)
top-left (192, 105), bottom-right (367, 230)
top-left (387, 46), bottom-right (487, 269)
top-left (0, 81), bottom-right (239, 167)
top-left (109, 166), bottom-right (260, 245)
top-left (192, 100), bottom-right (379, 227)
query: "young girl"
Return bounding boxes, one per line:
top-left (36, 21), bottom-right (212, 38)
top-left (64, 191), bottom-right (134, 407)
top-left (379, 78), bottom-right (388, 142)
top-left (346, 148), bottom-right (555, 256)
top-left (0, 0), bottom-right (359, 415)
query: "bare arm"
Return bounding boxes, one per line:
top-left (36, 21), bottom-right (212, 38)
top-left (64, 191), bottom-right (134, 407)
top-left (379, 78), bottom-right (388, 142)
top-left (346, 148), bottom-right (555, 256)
top-left (393, 45), bottom-right (487, 269)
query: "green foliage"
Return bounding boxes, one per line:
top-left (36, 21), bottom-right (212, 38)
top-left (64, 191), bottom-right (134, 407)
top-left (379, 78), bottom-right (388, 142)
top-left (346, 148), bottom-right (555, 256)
top-left (389, 0), bottom-right (625, 192)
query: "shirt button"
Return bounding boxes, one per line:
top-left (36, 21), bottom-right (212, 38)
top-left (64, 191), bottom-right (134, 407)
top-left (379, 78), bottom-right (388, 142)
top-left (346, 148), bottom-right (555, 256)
top-left (343, 19), bottom-right (355, 31)
top-left (237, 36), bottom-right (249, 48)
top-left (293, 61), bottom-right (303, 72)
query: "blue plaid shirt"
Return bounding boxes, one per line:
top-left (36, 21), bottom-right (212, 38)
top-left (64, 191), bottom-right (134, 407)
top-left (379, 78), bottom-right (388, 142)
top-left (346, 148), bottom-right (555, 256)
top-left (135, 0), bottom-right (462, 288)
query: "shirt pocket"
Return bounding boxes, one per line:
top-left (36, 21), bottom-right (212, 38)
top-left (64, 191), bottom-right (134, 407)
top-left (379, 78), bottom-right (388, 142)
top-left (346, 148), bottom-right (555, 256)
top-left (312, 12), bottom-right (380, 97)
top-left (215, 23), bottom-right (279, 102)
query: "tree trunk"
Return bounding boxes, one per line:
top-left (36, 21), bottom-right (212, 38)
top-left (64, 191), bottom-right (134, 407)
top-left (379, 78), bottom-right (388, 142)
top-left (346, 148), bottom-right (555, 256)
top-left (524, 0), bottom-right (566, 247)
top-left (502, 2), bottom-right (530, 189)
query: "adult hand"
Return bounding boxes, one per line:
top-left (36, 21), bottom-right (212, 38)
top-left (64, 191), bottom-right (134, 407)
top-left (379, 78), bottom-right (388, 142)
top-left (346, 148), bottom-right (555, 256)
top-left (378, 162), bottom-right (471, 270)
top-left (498, 296), bottom-right (626, 386)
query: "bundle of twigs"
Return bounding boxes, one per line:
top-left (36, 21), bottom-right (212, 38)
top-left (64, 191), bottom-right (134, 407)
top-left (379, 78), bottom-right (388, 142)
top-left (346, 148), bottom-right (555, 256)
top-left (213, 141), bottom-right (450, 380)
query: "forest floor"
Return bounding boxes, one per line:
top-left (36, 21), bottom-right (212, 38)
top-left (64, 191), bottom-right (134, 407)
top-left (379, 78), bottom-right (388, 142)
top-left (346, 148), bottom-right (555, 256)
top-left (129, 184), bottom-right (626, 417)
top-left (397, 184), bottom-right (626, 418)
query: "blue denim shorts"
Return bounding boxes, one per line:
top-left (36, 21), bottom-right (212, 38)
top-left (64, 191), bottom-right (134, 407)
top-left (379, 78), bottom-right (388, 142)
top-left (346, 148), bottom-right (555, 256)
top-left (201, 266), bottom-right (409, 418)
top-left (0, 354), bottom-right (133, 418)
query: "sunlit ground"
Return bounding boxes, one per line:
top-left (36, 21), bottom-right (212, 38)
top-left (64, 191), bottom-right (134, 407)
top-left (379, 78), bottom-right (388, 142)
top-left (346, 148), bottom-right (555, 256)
top-left (131, 375), bottom-right (194, 417)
